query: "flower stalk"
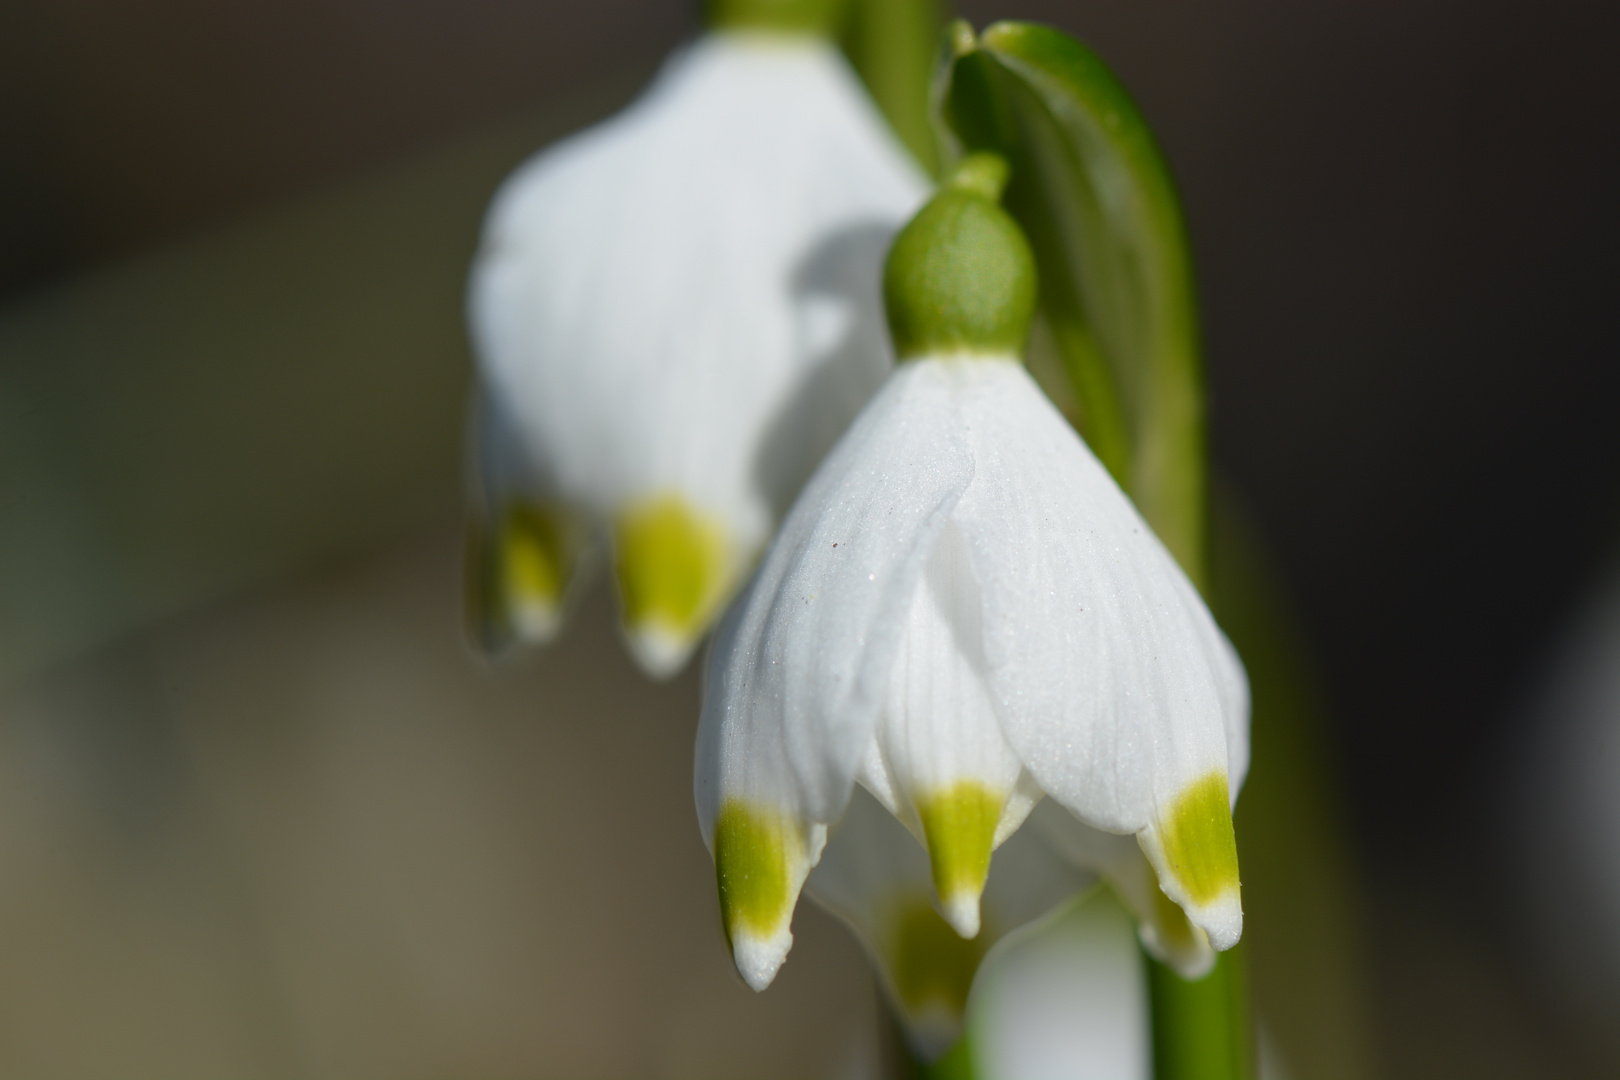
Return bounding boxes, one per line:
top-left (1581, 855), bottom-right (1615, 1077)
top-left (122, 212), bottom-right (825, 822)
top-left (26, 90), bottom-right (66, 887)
top-left (1147, 945), bottom-right (1254, 1080)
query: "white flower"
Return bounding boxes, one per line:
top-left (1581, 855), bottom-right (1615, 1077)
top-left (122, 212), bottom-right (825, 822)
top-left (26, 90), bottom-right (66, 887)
top-left (466, 32), bottom-right (929, 677)
top-left (696, 354), bottom-right (1247, 997)
top-left (966, 888), bottom-right (1152, 1080)
top-left (692, 151), bottom-right (1247, 1058)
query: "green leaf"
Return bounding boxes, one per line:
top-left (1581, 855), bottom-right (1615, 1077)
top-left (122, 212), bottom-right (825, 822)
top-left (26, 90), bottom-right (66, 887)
top-left (935, 20), bottom-right (1206, 590)
top-left (934, 22), bottom-right (1243, 1078)
top-left (842, 0), bottom-right (949, 175)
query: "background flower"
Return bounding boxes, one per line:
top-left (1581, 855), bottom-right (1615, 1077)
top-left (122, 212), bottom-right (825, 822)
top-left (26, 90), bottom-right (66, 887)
top-left (467, 31), bottom-right (928, 676)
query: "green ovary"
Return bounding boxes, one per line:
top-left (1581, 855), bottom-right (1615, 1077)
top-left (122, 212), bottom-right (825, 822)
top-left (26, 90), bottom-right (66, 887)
top-left (613, 496), bottom-right (729, 637)
top-left (888, 899), bottom-right (987, 1014)
top-left (916, 781), bottom-right (1003, 915)
top-left (714, 800), bottom-right (800, 943)
top-left (1158, 772), bottom-right (1241, 905)
top-left (499, 502), bottom-right (578, 610)
top-left (882, 163), bottom-right (1037, 361)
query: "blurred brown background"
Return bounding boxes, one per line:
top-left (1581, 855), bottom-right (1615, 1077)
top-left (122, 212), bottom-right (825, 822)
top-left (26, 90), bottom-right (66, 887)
top-left (2, 0), bottom-right (1619, 1076)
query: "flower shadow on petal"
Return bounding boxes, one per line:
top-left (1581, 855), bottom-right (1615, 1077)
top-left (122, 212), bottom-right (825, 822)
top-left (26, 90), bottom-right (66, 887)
top-left (752, 220), bottom-right (900, 525)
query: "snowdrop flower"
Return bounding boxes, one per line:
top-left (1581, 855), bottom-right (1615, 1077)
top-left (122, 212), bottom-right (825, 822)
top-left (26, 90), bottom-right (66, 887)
top-left (694, 154), bottom-right (1249, 1050)
top-left (1509, 570), bottom-right (1620, 1035)
top-left (466, 18), bottom-right (929, 677)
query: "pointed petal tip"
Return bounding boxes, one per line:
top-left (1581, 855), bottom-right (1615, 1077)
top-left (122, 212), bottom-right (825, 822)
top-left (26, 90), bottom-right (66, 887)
top-left (1139, 771), bottom-right (1243, 948)
top-left (730, 926), bottom-right (794, 992)
top-left (468, 500), bottom-right (586, 654)
top-left (1193, 893), bottom-right (1243, 954)
top-left (507, 599), bottom-right (565, 645)
top-left (938, 890), bottom-right (983, 940)
top-left (1138, 918), bottom-right (1216, 981)
top-left (916, 782), bottom-right (1001, 940)
top-left (714, 800), bottom-right (813, 990)
top-left (612, 496), bottom-right (731, 678)
top-left (621, 620), bottom-right (701, 679)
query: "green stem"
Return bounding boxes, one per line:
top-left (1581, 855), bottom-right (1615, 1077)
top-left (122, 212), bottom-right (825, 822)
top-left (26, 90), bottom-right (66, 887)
top-left (1146, 944), bottom-right (1254, 1080)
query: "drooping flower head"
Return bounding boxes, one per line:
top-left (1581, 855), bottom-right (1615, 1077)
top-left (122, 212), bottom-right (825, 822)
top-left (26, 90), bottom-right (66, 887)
top-left (695, 153), bottom-right (1248, 1055)
top-left (466, 12), bottom-right (930, 677)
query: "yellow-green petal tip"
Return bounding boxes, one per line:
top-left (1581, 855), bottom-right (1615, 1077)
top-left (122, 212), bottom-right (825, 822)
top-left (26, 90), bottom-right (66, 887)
top-left (466, 501), bottom-right (585, 653)
top-left (916, 781), bottom-right (1004, 938)
top-left (1144, 771), bottom-right (1243, 951)
top-left (613, 496), bottom-right (731, 677)
top-left (714, 799), bottom-right (804, 991)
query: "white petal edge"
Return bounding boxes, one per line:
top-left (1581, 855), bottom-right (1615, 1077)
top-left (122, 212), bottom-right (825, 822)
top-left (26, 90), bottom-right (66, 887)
top-left (469, 35), bottom-right (928, 556)
top-left (948, 358), bottom-right (1247, 835)
top-left (1028, 798), bottom-right (1216, 978)
top-left (859, 518), bottom-right (1034, 937)
top-left (696, 361), bottom-right (975, 838)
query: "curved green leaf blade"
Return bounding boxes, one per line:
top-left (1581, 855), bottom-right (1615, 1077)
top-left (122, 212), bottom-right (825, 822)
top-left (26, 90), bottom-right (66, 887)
top-left (842, 0), bottom-right (948, 175)
top-left (936, 21), bottom-right (1206, 589)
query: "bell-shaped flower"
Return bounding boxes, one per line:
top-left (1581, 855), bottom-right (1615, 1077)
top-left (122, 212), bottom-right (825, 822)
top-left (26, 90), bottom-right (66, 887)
top-left (466, 27), bottom-right (929, 677)
top-left (694, 155), bottom-right (1248, 1053)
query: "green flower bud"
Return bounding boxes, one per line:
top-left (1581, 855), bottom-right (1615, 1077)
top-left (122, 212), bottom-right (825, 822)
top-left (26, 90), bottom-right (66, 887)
top-left (883, 151), bottom-right (1037, 361)
top-left (704, 0), bottom-right (849, 36)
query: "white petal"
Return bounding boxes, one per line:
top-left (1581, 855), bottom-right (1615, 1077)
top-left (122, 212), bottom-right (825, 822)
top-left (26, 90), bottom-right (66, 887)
top-left (1028, 799), bottom-right (1215, 979)
top-left (620, 622), bottom-right (694, 680)
top-left (469, 34), bottom-right (928, 560)
top-left (859, 520), bottom-right (1035, 937)
top-left (804, 788), bottom-right (1093, 1061)
top-left (944, 359), bottom-right (1247, 948)
top-left (465, 393), bottom-right (597, 653)
top-left (695, 362), bottom-right (974, 987)
top-left (968, 889), bottom-right (1151, 1080)
top-left (1216, 628), bottom-right (1252, 800)
top-left (947, 359), bottom-right (1240, 827)
top-left (977, 808), bottom-right (1100, 937)
top-left (697, 361), bottom-right (975, 830)
top-left (711, 803), bottom-right (827, 992)
top-left (805, 787), bottom-right (965, 1059)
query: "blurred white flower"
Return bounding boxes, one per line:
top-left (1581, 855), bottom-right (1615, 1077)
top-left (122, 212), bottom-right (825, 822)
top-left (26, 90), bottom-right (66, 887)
top-left (693, 164), bottom-right (1248, 1057)
top-left (966, 887), bottom-right (1151, 1080)
top-left (1509, 569), bottom-right (1620, 1039)
top-left (466, 32), bottom-right (928, 677)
